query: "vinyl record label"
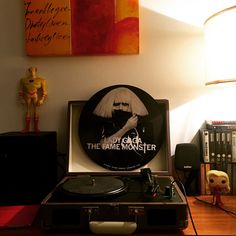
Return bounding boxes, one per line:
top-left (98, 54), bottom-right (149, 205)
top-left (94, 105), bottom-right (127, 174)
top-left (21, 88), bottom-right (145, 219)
top-left (79, 85), bottom-right (165, 171)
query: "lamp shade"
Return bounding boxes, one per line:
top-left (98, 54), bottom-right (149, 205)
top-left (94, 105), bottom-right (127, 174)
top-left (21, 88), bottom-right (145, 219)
top-left (204, 6), bottom-right (236, 85)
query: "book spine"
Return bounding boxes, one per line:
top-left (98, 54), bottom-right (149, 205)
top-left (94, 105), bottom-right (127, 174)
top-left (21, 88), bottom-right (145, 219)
top-left (232, 165), bottom-right (236, 195)
top-left (205, 163), bottom-right (211, 195)
top-left (232, 131), bottom-right (236, 163)
top-left (227, 163), bottom-right (233, 194)
top-left (209, 130), bottom-right (216, 164)
top-left (207, 120), bottom-right (236, 125)
top-left (200, 163), bottom-right (206, 194)
top-left (215, 131), bottom-right (222, 169)
top-left (221, 131), bottom-right (227, 172)
top-left (226, 131), bottom-right (232, 163)
top-left (202, 130), bottom-right (210, 163)
top-left (206, 122), bottom-right (236, 131)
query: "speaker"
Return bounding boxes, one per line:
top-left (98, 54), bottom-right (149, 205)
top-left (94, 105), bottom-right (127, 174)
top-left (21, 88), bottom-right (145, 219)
top-left (174, 143), bottom-right (200, 195)
top-left (0, 132), bottom-right (57, 205)
top-left (174, 143), bottom-right (200, 171)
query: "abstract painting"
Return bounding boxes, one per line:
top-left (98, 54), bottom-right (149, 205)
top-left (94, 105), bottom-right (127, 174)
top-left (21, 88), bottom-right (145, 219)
top-left (24, 0), bottom-right (139, 56)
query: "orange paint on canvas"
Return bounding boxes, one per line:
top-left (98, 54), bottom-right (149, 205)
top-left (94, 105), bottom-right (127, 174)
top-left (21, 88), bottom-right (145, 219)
top-left (113, 0), bottom-right (139, 54)
top-left (24, 0), bottom-right (71, 56)
top-left (115, 0), bottom-right (139, 22)
top-left (113, 17), bottom-right (139, 54)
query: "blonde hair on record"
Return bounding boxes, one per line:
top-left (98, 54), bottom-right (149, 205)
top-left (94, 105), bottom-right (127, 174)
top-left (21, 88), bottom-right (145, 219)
top-left (93, 87), bottom-right (149, 118)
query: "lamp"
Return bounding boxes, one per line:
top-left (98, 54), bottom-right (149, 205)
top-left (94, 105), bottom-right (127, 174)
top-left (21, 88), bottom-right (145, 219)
top-left (204, 6), bottom-right (236, 86)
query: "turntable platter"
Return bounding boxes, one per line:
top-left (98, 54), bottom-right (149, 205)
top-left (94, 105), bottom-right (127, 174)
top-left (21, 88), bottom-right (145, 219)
top-left (61, 176), bottom-right (127, 197)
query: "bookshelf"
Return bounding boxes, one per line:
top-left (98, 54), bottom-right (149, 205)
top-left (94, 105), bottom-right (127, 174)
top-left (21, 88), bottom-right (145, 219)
top-left (200, 121), bottom-right (236, 195)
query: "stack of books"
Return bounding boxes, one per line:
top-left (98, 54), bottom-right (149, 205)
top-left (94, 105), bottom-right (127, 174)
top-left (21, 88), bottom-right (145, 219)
top-left (200, 120), bottom-right (236, 195)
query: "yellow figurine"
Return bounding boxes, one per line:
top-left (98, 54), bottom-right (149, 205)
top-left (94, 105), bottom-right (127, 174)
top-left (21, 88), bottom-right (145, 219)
top-left (206, 170), bottom-right (230, 206)
top-left (19, 67), bottom-right (47, 132)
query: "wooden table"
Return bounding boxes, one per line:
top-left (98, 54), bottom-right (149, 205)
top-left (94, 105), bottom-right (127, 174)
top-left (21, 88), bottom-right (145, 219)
top-left (182, 195), bottom-right (236, 235)
top-left (1, 196), bottom-right (236, 236)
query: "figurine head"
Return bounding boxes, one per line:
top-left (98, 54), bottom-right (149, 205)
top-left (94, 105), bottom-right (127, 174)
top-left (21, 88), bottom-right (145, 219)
top-left (28, 67), bottom-right (37, 77)
top-left (206, 170), bottom-right (230, 193)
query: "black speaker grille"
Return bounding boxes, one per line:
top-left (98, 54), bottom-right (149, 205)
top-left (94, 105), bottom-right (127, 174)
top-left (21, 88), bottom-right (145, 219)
top-left (175, 143), bottom-right (200, 171)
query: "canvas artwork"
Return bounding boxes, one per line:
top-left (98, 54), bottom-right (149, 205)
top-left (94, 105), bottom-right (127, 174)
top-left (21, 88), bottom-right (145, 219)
top-left (24, 0), bottom-right (139, 56)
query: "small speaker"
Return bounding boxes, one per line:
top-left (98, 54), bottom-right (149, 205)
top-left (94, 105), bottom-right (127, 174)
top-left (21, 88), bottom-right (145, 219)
top-left (174, 143), bottom-right (200, 171)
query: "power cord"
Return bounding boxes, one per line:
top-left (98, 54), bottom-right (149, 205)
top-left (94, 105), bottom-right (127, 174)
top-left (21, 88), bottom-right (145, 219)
top-left (172, 180), bottom-right (198, 236)
top-left (194, 196), bottom-right (236, 217)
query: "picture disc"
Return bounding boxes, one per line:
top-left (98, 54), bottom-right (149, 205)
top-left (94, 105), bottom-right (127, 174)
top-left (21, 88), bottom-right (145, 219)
top-left (79, 85), bottom-right (165, 171)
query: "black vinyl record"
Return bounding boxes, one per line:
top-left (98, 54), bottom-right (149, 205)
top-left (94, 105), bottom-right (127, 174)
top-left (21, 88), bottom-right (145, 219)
top-left (61, 176), bottom-right (127, 198)
top-left (79, 85), bottom-right (165, 171)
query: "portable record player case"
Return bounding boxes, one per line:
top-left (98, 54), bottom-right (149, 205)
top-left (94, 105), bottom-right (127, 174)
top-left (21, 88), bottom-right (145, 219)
top-left (41, 88), bottom-right (188, 233)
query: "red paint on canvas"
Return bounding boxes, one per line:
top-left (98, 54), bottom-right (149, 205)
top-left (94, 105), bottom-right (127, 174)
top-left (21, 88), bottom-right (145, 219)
top-left (71, 0), bottom-right (115, 54)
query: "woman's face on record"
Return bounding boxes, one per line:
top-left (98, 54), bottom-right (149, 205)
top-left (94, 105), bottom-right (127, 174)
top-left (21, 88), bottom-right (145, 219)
top-left (113, 101), bottom-right (130, 112)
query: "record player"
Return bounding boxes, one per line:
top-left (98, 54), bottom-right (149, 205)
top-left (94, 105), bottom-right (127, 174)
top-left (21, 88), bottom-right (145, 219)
top-left (41, 85), bottom-right (188, 234)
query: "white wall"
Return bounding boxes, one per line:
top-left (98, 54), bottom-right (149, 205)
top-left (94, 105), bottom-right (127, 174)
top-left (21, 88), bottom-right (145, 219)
top-left (1, 0), bottom-right (232, 155)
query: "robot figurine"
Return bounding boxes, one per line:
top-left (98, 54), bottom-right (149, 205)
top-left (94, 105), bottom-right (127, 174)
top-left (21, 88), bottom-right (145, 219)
top-left (206, 170), bottom-right (230, 206)
top-left (19, 67), bottom-right (47, 132)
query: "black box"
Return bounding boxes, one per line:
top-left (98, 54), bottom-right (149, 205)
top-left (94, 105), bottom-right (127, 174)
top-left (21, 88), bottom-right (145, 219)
top-left (0, 131), bottom-right (57, 205)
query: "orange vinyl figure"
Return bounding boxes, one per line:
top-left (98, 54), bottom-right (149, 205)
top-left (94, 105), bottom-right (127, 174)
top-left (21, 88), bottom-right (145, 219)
top-left (206, 170), bottom-right (230, 206)
top-left (19, 67), bottom-right (47, 132)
